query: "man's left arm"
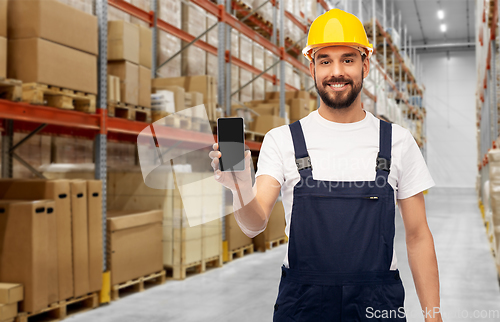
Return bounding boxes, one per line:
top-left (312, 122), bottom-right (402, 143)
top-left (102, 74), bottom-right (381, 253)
top-left (398, 192), bottom-right (443, 322)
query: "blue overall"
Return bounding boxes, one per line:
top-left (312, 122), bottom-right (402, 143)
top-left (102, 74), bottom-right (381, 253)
top-left (273, 119), bottom-right (406, 321)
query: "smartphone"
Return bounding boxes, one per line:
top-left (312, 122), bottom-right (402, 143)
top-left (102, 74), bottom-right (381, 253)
top-left (217, 117), bottom-right (245, 172)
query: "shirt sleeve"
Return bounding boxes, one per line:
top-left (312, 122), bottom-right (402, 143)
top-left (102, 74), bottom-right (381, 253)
top-left (254, 128), bottom-right (285, 186)
top-left (397, 130), bottom-right (435, 200)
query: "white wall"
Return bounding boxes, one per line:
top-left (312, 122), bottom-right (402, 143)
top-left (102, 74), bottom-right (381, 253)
top-left (420, 50), bottom-right (477, 188)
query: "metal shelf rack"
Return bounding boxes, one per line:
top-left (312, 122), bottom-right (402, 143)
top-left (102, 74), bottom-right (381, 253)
top-left (0, 0), bottom-right (427, 287)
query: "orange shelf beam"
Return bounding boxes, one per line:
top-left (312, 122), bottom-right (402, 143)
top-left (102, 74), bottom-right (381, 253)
top-left (318, 0), bottom-right (330, 11)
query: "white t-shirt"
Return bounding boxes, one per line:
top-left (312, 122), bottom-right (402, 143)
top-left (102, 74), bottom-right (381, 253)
top-left (253, 109), bottom-right (435, 269)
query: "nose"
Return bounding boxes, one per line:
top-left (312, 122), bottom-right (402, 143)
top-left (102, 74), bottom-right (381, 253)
top-left (329, 60), bottom-right (345, 78)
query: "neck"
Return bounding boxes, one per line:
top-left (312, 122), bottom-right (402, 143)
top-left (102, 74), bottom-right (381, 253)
top-left (317, 96), bottom-right (365, 123)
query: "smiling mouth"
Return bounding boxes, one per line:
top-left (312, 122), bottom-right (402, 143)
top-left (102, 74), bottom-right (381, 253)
top-left (327, 83), bottom-right (349, 91)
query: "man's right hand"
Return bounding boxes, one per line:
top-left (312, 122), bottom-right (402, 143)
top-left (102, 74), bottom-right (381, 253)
top-left (209, 143), bottom-right (253, 193)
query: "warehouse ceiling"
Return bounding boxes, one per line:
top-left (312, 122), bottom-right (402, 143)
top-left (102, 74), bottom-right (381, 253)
top-left (394, 0), bottom-right (475, 48)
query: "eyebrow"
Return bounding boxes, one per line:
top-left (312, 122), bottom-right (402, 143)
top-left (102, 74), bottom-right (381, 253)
top-left (316, 52), bottom-right (358, 60)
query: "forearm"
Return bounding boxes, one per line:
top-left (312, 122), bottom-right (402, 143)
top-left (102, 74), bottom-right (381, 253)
top-left (406, 230), bottom-right (442, 321)
top-left (232, 184), bottom-right (268, 238)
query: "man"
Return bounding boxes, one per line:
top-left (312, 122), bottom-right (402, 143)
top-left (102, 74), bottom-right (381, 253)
top-left (209, 9), bottom-right (442, 322)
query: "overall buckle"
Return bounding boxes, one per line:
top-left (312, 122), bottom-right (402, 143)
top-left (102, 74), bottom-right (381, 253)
top-left (295, 156), bottom-right (312, 171)
top-left (376, 157), bottom-right (391, 172)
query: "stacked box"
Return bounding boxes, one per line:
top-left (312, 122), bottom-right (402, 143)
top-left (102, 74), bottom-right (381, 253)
top-left (107, 171), bottom-right (223, 280)
top-left (0, 200), bottom-right (52, 312)
top-left (107, 209), bottom-right (163, 285)
top-left (253, 200), bottom-right (286, 252)
top-left (56, 0), bottom-right (94, 15)
top-left (0, 284), bottom-right (23, 321)
top-left (253, 43), bottom-right (265, 101)
top-left (181, 3), bottom-right (206, 76)
top-left (152, 76), bottom-right (216, 121)
top-left (8, 0), bottom-right (98, 94)
top-left (239, 34), bottom-right (253, 102)
top-left (158, 0), bottom-right (181, 78)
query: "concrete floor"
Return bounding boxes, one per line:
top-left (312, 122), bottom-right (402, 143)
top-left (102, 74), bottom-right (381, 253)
top-left (68, 188), bottom-right (500, 322)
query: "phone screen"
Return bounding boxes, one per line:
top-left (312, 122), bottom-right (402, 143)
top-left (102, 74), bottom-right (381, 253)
top-left (217, 117), bottom-right (245, 171)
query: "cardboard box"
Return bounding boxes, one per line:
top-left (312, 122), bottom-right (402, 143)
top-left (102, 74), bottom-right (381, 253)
top-left (289, 98), bottom-right (310, 120)
top-left (154, 85), bottom-right (185, 112)
top-left (152, 76), bottom-right (216, 120)
top-left (0, 302), bottom-right (17, 320)
top-left (0, 283), bottom-right (23, 304)
top-left (87, 180), bottom-right (103, 294)
top-left (138, 24), bottom-right (152, 68)
top-left (0, 180), bottom-right (74, 301)
top-left (108, 61), bottom-right (139, 105)
top-left (45, 200), bottom-right (59, 304)
top-left (8, 38), bottom-right (97, 94)
top-left (108, 75), bottom-right (121, 102)
top-left (8, 0), bottom-right (97, 55)
top-left (0, 0), bottom-right (6, 38)
top-left (265, 91), bottom-right (310, 101)
top-left (0, 200), bottom-right (49, 313)
top-left (226, 213), bottom-right (252, 251)
top-left (108, 21), bottom-right (139, 64)
top-left (139, 66), bottom-right (151, 108)
top-left (107, 210), bottom-right (163, 285)
top-left (0, 36), bottom-right (5, 78)
top-left (253, 200), bottom-right (286, 251)
top-left (70, 180), bottom-right (90, 297)
top-left (253, 115), bottom-right (286, 134)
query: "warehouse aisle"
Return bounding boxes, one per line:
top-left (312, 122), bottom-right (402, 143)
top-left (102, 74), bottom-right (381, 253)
top-left (70, 188), bottom-right (500, 322)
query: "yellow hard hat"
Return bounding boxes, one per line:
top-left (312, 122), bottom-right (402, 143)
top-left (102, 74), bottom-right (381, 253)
top-left (303, 9), bottom-right (373, 61)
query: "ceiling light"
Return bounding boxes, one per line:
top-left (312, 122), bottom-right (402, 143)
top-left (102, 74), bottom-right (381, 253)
top-left (440, 24), bottom-right (447, 33)
top-left (437, 10), bottom-right (444, 20)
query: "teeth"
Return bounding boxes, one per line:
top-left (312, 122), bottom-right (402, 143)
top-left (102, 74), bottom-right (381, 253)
top-left (329, 83), bottom-right (346, 88)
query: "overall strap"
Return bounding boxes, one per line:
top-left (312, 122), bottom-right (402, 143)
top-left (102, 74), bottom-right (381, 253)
top-left (376, 119), bottom-right (392, 180)
top-left (289, 121), bottom-right (312, 173)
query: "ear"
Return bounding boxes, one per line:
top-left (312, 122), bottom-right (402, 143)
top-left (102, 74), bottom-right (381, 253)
top-left (362, 56), bottom-right (370, 79)
top-left (309, 60), bottom-right (315, 81)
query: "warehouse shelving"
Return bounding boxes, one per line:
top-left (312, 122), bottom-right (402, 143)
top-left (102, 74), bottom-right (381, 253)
top-left (476, 0), bottom-right (499, 279)
top-left (0, 0), bottom-right (428, 301)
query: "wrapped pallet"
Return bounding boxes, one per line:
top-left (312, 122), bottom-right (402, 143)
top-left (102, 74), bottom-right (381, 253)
top-left (181, 3), bottom-right (206, 76)
top-left (206, 14), bottom-right (218, 79)
top-left (231, 30), bottom-right (240, 95)
top-left (239, 34), bottom-right (253, 102)
top-left (264, 49), bottom-right (275, 92)
top-left (108, 0), bottom-right (131, 22)
top-left (253, 43), bottom-right (265, 101)
top-left (158, 0), bottom-right (181, 77)
top-left (107, 170), bottom-right (223, 280)
top-left (130, 0), bottom-right (150, 27)
top-left (56, 0), bottom-right (93, 15)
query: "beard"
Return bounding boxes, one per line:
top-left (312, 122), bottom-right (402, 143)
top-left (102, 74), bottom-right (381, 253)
top-left (314, 69), bottom-right (364, 110)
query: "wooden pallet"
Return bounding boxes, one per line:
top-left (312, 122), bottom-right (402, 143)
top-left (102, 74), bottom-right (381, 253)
top-left (22, 83), bottom-right (96, 113)
top-left (227, 244), bottom-right (254, 262)
top-left (166, 255), bottom-right (223, 280)
top-left (108, 101), bottom-right (151, 122)
top-left (244, 130), bottom-right (265, 142)
top-left (15, 292), bottom-right (98, 322)
top-left (111, 270), bottom-right (166, 301)
top-left (0, 78), bottom-right (23, 101)
top-left (264, 236), bottom-right (288, 251)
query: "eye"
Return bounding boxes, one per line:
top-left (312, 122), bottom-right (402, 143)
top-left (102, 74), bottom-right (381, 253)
top-left (321, 61), bottom-right (330, 65)
top-left (344, 59), bottom-right (353, 63)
